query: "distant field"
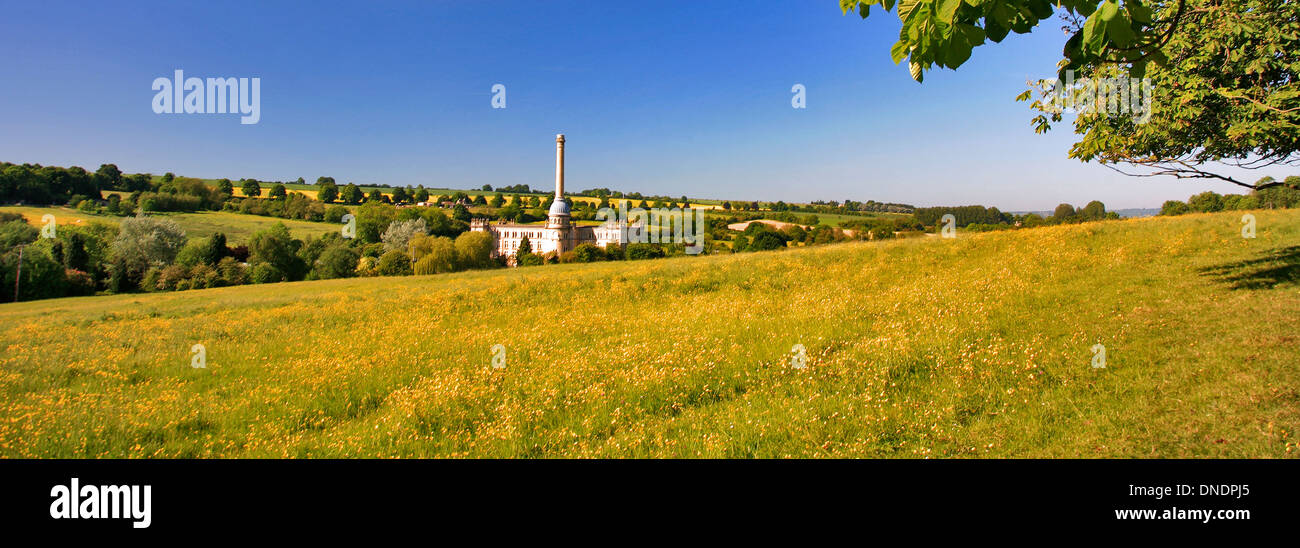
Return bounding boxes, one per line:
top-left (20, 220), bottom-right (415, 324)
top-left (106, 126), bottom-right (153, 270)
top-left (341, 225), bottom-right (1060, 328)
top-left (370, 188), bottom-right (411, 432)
top-left (1, 206), bottom-right (338, 244)
top-left (169, 177), bottom-right (750, 209)
top-left (1, 210), bottom-right (1296, 458)
top-left (704, 211), bottom-right (910, 227)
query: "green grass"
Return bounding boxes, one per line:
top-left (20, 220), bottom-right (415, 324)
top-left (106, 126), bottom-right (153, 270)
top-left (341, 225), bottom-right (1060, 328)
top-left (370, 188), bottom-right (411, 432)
top-left (0, 210), bottom-right (1297, 458)
top-left (1, 206), bottom-right (339, 244)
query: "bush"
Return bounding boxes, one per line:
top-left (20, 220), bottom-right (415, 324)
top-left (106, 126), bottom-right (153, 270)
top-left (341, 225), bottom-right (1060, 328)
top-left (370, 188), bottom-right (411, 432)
top-left (311, 245), bottom-right (360, 280)
top-left (189, 264), bottom-right (221, 289)
top-left (625, 243), bottom-right (664, 260)
top-left (1160, 200), bottom-right (1190, 216)
top-left (748, 231), bottom-right (788, 251)
top-left (572, 243), bottom-right (606, 262)
top-left (381, 218), bottom-right (427, 252)
top-left (376, 250), bottom-right (412, 276)
top-left (412, 237), bottom-right (457, 275)
top-left (0, 219), bottom-right (38, 250)
top-left (1188, 191), bottom-right (1224, 213)
top-left (325, 205), bottom-right (349, 223)
top-left (217, 256), bottom-right (247, 286)
top-left (248, 223), bottom-right (306, 281)
top-left (175, 240), bottom-right (209, 267)
top-left (454, 231), bottom-right (494, 269)
top-left (64, 269), bottom-right (96, 296)
top-left (250, 262), bottom-right (285, 284)
top-left (111, 215), bottom-right (187, 280)
top-left (156, 264), bottom-right (190, 291)
top-left (140, 268), bottom-right (161, 292)
top-left (517, 252), bottom-right (544, 267)
top-left (355, 256), bottom-right (379, 277)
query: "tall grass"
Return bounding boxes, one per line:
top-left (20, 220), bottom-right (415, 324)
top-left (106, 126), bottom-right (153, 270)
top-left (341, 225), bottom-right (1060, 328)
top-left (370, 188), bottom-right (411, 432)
top-left (0, 210), bottom-right (1296, 458)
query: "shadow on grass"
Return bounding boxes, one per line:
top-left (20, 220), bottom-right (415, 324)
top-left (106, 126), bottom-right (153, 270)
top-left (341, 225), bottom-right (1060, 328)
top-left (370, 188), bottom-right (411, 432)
top-left (1199, 245), bottom-right (1300, 290)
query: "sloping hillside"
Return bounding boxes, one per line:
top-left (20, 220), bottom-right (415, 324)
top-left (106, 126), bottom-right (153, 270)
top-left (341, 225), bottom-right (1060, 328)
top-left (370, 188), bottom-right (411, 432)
top-left (1, 210), bottom-right (1297, 458)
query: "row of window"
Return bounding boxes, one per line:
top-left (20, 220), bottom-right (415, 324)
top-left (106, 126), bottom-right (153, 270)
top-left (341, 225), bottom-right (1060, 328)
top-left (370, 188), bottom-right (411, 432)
top-left (498, 230), bottom-right (547, 239)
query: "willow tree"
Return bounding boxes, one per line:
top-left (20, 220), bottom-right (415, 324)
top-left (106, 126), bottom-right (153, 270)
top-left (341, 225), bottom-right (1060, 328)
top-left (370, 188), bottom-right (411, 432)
top-left (841, 0), bottom-right (1300, 190)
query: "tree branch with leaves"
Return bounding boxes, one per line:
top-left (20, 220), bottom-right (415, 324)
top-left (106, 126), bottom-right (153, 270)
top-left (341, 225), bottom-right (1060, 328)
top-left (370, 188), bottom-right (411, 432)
top-left (842, 0), bottom-right (1300, 191)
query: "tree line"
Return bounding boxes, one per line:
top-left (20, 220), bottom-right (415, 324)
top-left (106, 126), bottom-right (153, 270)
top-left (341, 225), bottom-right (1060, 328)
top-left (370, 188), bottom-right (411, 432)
top-left (1159, 178), bottom-right (1300, 216)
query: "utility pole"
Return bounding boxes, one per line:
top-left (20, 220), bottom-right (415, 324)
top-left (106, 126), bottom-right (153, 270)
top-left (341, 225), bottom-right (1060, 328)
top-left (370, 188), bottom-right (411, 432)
top-left (12, 244), bottom-right (23, 302)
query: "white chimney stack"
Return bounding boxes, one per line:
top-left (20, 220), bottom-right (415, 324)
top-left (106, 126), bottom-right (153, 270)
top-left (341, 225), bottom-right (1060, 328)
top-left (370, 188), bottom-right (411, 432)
top-left (555, 134), bottom-right (565, 200)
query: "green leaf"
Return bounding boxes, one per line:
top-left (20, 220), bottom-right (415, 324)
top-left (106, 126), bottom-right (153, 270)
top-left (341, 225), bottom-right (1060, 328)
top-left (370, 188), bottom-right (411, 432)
top-left (947, 39), bottom-right (974, 68)
top-left (957, 22), bottom-right (986, 44)
top-left (1098, 0), bottom-right (1119, 23)
top-left (986, 17), bottom-right (1010, 42)
top-left (989, 1), bottom-right (1015, 28)
top-left (890, 40), bottom-right (910, 64)
top-left (1128, 1), bottom-right (1154, 24)
top-left (937, 0), bottom-right (961, 23)
top-left (1010, 13), bottom-right (1035, 34)
top-left (898, 0), bottom-right (922, 21)
top-left (1128, 59), bottom-right (1147, 79)
top-left (909, 60), bottom-right (925, 82)
top-left (1146, 47), bottom-right (1168, 67)
top-left (1107, 12), bottom-right (1136, 48)
top-left (1028, 0), bottom-right (1054, 20)
top-left (1082, 12), bottom-right (1106, 54)
top-left (1063, 29), bottom-right (1084, 60)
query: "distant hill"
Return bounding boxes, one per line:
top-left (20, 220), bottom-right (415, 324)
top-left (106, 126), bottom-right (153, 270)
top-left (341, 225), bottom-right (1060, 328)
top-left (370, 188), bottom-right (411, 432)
top-left (1009, 208), bottom-right (1159, 218)
top-left (1111, 208), bottom-right (1159, 218)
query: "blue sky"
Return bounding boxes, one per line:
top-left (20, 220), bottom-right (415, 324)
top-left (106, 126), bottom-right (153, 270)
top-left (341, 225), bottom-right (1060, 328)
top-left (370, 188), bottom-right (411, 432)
top-left (0, 0), bottom-right (1277, 210)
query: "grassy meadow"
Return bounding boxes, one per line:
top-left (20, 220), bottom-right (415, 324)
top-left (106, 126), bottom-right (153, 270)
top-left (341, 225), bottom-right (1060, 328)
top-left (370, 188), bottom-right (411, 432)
top-left (0, 209), bottom-right (1296, 458)
top-left (1, 206), bottom-right (339, 244)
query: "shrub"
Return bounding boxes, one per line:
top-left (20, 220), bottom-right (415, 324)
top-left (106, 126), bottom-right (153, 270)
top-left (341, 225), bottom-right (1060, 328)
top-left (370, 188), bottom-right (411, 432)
top-left (355, 256), bottom-right (378, 277)
top-left (1160, 200), bottom-right (1190, 216)
top-left (311, 245), bottom-right (360, 280)
top-left (217, 256), bottom-right (247, 286)
top-left (111, 215), bottom-right (186, 281)
top-left (454, 231), bottom-right (494, 269)
top-left (748, 231), bottom-right (788, 251)
top-left (325, 205), bottom-right (349, 223)
top-left (175, 240), bottom-right (209, 267)
top-left (412, 237), bottom-right (457, 275)
top-left (140, 267), bottom-right (162, 292)
top-left (572, 243), bottom-right (606, 262)
top-left (189, 264), bottom-right (221, 289)
top-left (250, 262), bottom-right (285, 284)
top-left (381, 218), bottom-right (428, 252)
top-left (376, 250), bottom-right (412, 276)
top-left (625, 243), bottom-right (664, 260)
top-left (156, 264), bottom-right (190, 291)
top-left (0, 219), bottom-right (38, 250)
top-left (1188, 191), bottom-right (1225, 213)
top-left (517, 252), bottom-right (544, 267)
top-left (64, 269), bottom-right (96, 296)
top-left (248, 223), bottom-right (306, 281)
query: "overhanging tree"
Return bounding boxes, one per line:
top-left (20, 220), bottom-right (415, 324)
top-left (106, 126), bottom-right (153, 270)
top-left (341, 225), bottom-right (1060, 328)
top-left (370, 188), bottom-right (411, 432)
top-left (841, 0), bottom-right (1300, 191)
